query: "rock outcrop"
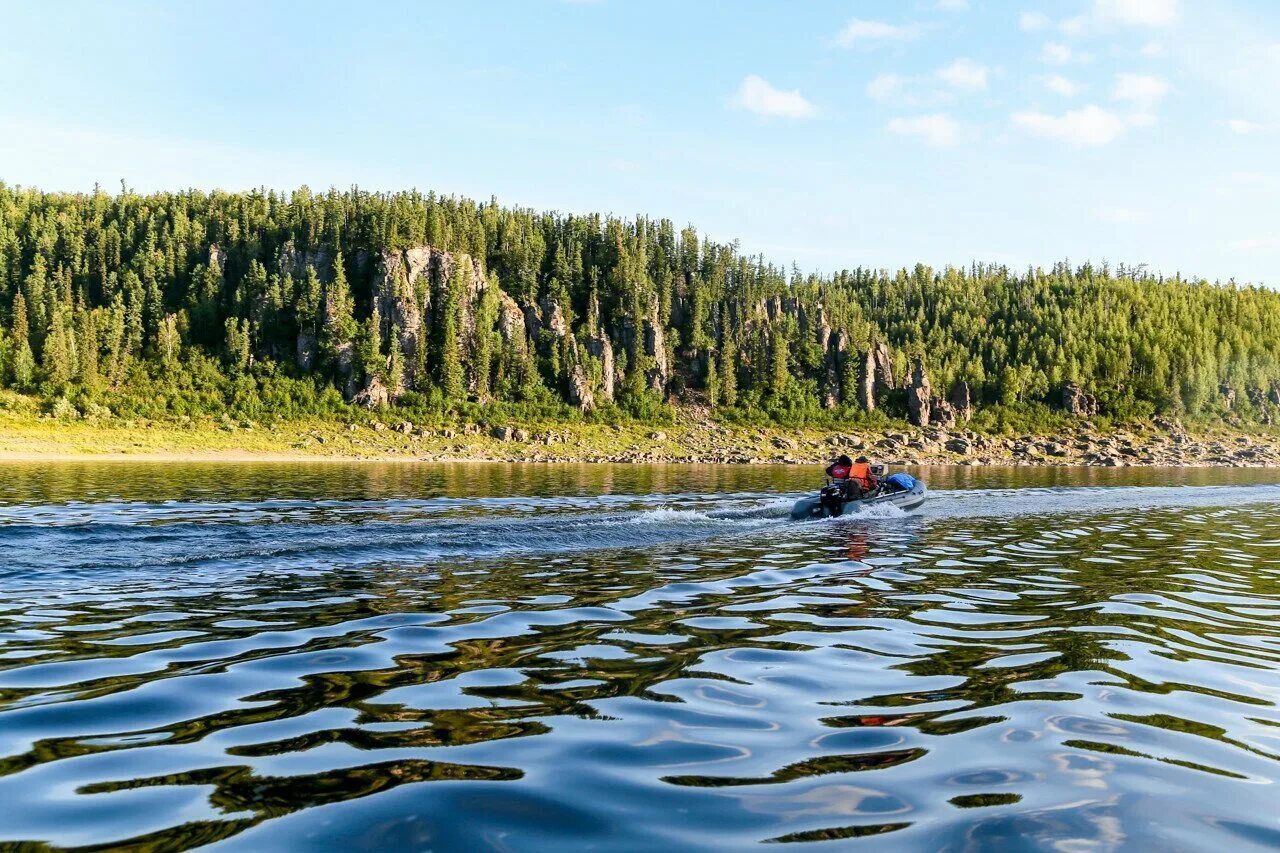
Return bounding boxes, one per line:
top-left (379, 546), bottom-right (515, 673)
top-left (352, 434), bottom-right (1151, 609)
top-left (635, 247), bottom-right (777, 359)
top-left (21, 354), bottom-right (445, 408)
top-left (948, 380), bottom-right (972, 423)
top-left (208, 243), bottom-right (227, 275)
top-left (566, 343), bottom-right (595, 412)
top-left (277, 240), bottom-right (330, 281)
top-left (931, 398), bottom-right (958, 428)
top-left (644, 301), bottom-right (669, 393)
top-left (857, 341), bottom-right (896, 411)
top-left (872, 341), bottom-right (896, 398)
top-left (497, 291), bottom-right (528, 354)
top-left (858, 348), bottom-right (877, 411)
top-left (822, 328), bottom-right (847, 409)
top-left (585, 331), bottom-right (615, 403)
top-left (370, 247), bottom-right (488, 396)
top-left (907, 359), bottom-right (932, 426)
top-left (353, 375), bottom-right (391, 409)
top-left (541, 295), bottom-right (570, 338)
top-left (1061, 381), bottom-right (1099, 417)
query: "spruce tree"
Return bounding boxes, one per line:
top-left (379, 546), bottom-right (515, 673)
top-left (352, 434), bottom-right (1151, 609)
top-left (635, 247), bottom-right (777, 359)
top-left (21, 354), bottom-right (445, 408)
top-left (9, 292), bottom-right (35, 388)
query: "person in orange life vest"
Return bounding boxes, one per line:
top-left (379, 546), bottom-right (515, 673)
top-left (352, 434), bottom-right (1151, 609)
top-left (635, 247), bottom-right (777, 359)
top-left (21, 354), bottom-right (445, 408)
top-left (824, 454), bottom-right (878, 500)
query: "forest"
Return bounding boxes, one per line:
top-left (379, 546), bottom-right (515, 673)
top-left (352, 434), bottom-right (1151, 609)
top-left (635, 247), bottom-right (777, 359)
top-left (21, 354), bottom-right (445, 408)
top-left (1, 183), bottom-right (1278, 430)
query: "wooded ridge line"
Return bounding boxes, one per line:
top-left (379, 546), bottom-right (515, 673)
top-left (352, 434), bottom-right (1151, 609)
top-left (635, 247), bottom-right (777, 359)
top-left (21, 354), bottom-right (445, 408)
top-left (1, 184), bottom-right (1277, 428)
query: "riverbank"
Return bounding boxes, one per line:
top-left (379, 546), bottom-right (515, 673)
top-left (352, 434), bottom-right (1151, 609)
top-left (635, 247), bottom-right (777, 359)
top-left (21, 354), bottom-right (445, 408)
top-left (2, 408), bottom-right (1279, 467)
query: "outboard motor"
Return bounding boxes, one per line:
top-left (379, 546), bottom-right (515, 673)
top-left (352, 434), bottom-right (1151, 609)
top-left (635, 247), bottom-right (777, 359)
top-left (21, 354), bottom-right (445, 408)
top-left (818, 483), bottom-right (845, 517)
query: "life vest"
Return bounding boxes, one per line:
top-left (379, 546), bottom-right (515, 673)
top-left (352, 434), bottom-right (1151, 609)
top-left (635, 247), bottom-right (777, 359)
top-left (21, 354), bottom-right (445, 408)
top-left (827, 463), bottom-right (851, 480)
top-left (847, 462), bottom-right (875, 491)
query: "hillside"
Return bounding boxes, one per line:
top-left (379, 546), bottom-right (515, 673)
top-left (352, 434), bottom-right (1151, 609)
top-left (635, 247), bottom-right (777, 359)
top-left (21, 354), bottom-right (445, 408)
top-left (2, 184), bottom-right (1279, 433)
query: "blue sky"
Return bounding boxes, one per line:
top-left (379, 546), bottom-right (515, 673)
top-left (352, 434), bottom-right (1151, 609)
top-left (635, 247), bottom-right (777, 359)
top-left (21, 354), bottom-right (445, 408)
top-left (1, 0), bottom-right (1277, 283)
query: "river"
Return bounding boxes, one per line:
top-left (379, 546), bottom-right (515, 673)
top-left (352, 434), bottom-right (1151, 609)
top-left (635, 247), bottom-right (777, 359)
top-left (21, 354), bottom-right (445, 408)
top-left (1, 462), bottom-right (1278, 850)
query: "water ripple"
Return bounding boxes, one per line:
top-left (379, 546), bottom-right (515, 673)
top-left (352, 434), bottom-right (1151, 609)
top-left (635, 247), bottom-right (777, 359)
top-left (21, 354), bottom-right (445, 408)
top-left (0, 464), bottom-right (1278, 849)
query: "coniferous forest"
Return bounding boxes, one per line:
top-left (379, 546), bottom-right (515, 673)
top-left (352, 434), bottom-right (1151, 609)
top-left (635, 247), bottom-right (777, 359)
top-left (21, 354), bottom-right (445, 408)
top-left (2, 183), bottom-right (1279, 430)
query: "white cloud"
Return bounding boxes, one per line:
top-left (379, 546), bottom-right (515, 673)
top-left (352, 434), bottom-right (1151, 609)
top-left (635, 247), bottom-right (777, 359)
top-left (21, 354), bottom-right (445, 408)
top-left (1020, 12), bottom-right (1051, 32)
top-left (1094, 0), bottom-right (1178, 27)
top-left (1045, 74), bottom-right (1082, 96)
top-left (1096, 205), bottom-right (1146, 223)
top-left (1227, 118), bottom-right (1261, 134)
top-left (729, 75), bottom-right (817, 119)
top-left (888, 113), bottom-right (961, 147)
top-left (937, 0), bottom-right (969, 10)
top-left (866, 72), bottom-right (906, 101)
top-left (1011, 105), bottom-right (1128, 146)
top-left (1139, 41), bottom-right (1164, 57)
top-left (1113, 73), bottom-right (1171, 109)
top-left (1041, 41), bottom-right (1074, 65)
top-left (837, 19), bottom-right (915, 47)
top-left (938, 58), bottom-right (989, 91)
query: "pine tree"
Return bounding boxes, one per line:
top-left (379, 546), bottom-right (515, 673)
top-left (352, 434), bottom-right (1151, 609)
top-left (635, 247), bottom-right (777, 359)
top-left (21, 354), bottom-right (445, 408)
top-left (42, 308), bottom-right (76, 386)
top-left (75, 309), bottom-right (99, 388)
top-left (358, 305), bottom-right (384, 384)
top-left (224, 317), bottom-right (251, 376)
top-left (720, 338), bottom-right (737, 406)
top-left (436, 260), bottom-right (467, 401)
top-left (704, 351), bottom-right (720, 406)
top-left (9, 292), bottom-right (35, 388)
top-left (156, 314), bottom-right (181, 367)
top-left (320, 252), bottom-right (356, 374)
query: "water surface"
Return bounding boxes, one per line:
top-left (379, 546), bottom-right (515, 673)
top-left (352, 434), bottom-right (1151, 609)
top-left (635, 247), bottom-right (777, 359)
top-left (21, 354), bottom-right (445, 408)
top-left (1, 462), bottom-right (1279, 850)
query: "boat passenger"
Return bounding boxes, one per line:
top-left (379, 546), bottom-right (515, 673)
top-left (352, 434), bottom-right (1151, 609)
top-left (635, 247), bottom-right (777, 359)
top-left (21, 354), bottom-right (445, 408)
top-left (825, 454), bottom-right (878, 500)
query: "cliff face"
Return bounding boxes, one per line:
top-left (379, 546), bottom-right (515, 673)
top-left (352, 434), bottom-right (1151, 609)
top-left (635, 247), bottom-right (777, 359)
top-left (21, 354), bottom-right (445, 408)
top-left (344, 245), bottom-right (969, 418)
top-left (371, 247), bottom-right (490, 393)
top-left (209, 242), bottom-right (1060, 418)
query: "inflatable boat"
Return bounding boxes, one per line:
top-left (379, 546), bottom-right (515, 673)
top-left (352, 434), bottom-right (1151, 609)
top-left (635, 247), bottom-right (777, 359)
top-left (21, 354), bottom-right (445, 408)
top-left (790, 472), bottom-right (927, 520)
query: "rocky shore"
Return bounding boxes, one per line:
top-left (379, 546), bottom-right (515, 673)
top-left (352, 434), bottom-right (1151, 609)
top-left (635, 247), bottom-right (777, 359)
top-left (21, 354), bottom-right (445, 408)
top-left (4, 408), bottom-right (1279, 467)
top-left (279, 412), bottom-right (1280, 468)
top-left (467, 420), bottom-right (1280, 467)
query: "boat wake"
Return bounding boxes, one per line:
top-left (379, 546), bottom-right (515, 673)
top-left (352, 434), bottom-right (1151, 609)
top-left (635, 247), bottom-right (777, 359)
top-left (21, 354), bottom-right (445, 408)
top-left (3, 483), bottom-right (1280, 583)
